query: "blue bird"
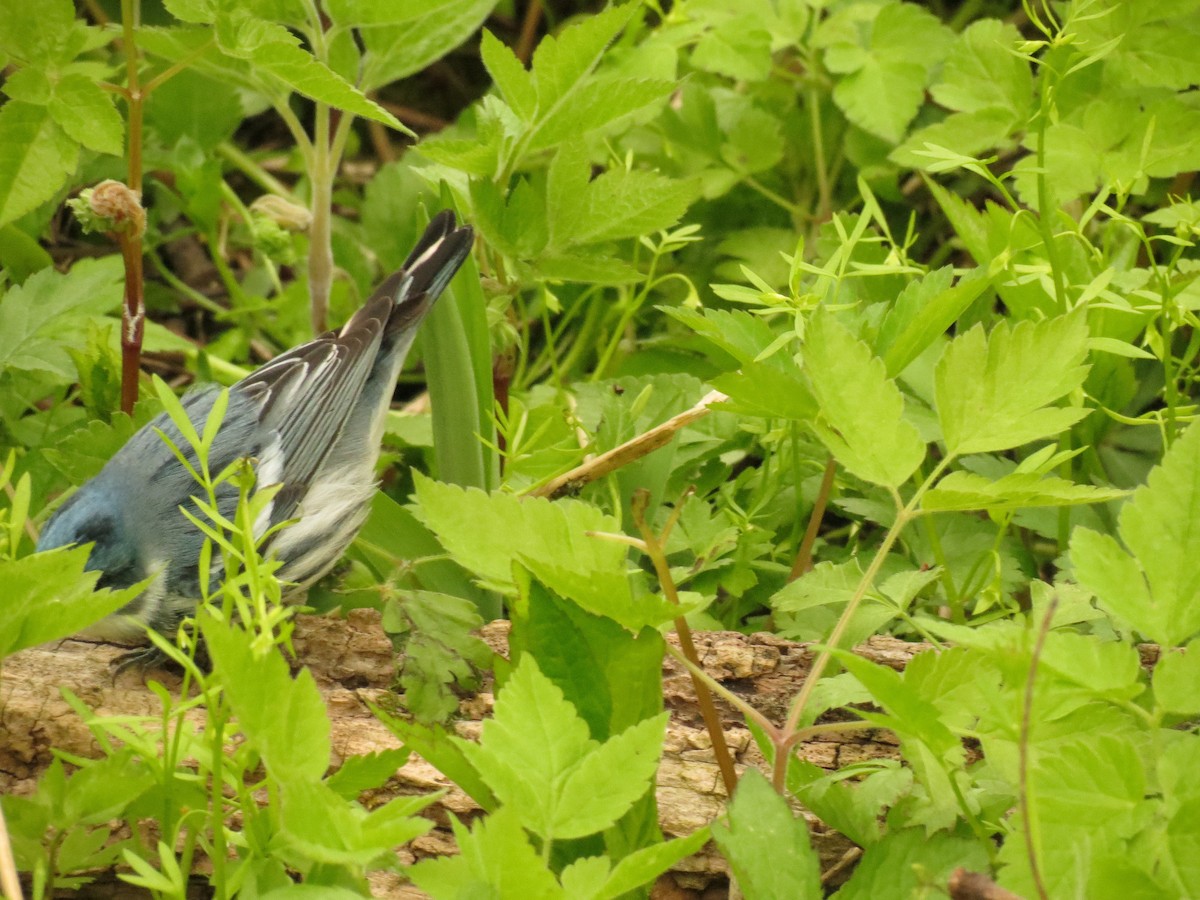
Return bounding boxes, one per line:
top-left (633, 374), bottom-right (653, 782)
top-left (37, 211), bottom-right (474, 645)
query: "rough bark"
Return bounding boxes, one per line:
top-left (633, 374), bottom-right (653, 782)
top-left (0, 610), bottom-right (923, 897)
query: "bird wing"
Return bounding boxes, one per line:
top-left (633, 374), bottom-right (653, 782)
top-left (236, 302), bottom-right (389, 529)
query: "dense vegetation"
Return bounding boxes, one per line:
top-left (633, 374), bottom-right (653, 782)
top-left (3, 0), bottom-right (1200, 896)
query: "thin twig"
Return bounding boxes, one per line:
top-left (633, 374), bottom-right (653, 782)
top-left (633, 491), bottom-right (740, 798)
top-left (1019, 596), bottom-right (1058, 900)
top-left (515, 0), bottom-right (544, 64)
top-left (788, 455), bottom-right (837, 582)
top-left (530, 391), bottom-right (727, 499)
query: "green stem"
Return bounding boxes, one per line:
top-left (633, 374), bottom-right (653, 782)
top-left (308, 101), bottom-right (334, 335)
top-left (773, 455), bottom-right (954, 790)
top-left (216, 142), bottom-right (297, 200)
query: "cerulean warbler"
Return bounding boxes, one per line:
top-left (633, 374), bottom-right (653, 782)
top-left (38, 211), bottom-right (474, 643)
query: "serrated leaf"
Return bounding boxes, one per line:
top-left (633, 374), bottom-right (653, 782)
top-left (325, 748), bottom-right (412, 800)
top-left (0, 100), bottom-right (78, 228)
top-left (530, 4), bottom-right (636, 109)
top-left (0, 256), bottom-right (124, 380)
top-left (835, 828), bottom-right (988, 899)
top-left (409, 807), bottom-right (564, 900)
top-left (553, 712), bottom-right (666, 839)
top-left (1154, 640), bottom-right (1200, 715)
top-left (530, 76), bottom-right (673, 151)
top-left (0, 546), bottom-right (143, 659)
top-left (457, 657), bottom-right (666, 841)
top-left (711, 769), bottom-right (822, 899)
top-left (692, 24), bottom-right (773, 81)
top-left (831, 649), bottom-right (959, 759)
top-left (876, 267), bottom-right (990, 377)
top-left (1071, 421), bottom-right (1200, 647)
top-left (820, 3), bottom-right (953, 142)
top-left (480, 28), bottom-right (536, 121)
top-left (935, 312), bottom-right (1090, 456)
top-left (595, 827), bottom-right (712, 899)
top-left (804, 310), bottom-right (925, 487)
top-left (199, 613), bottom-right (330, 783)
top-left (414, 473), bottom-right (633, 606)
top-left (922, 470), bottom-right (1127, 512)
top-left (216, 14), bottom-right (403, 130)
top-left (547, 148), bottom-right (696, 250)
top-left (353, 0), bottom-right (497, 89)
top-left (931, 19), bottom-right (1031, 118)
top-left (279, 780), bottom-right (434, 867)
top-left (48, 74), bottom-right (124, 156)
top-left (0, 0), bottom-right (76, 64)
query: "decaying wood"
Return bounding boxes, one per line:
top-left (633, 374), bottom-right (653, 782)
top-left (0, 610), bottom-right (924, 897)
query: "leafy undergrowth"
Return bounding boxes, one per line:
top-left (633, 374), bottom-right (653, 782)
top-left (3, 0), bottom-right (1200, 897)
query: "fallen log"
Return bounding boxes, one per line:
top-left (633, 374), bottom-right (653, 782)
top-left (0, 610), bottom-right (922, 897)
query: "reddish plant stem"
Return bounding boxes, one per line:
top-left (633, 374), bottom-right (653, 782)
top-left (119, 233), bottom-right (145, 415)
top-left (515, 0), bottom-right (543, 64)
top-left (788, 455), bottom-right (837, 582)
top-left (632, 490), bottom-right (739, 798)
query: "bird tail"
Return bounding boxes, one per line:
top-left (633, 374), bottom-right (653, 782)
top-left (351, 210), bottom-right (474, 341)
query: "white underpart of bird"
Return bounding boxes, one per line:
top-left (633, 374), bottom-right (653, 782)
top-left (38, 211), bottom-right (474, 644)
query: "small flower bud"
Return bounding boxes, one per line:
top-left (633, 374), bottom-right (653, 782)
top-left (69, 180), bottom-right (146, 238)
top-left (249, 195), bottom-right (312, 232)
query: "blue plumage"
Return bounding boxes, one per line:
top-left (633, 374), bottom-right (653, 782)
top-left (37, 211), bottom-right (474, 642)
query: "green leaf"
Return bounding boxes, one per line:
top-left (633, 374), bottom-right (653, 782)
top-left (510, 574), bottom-right (665, 740)
top-left (819, 3), bottom-right (954, 142)
top-left (772, 559), bottom-right (896, 648)
top-left (0, 100), bottom-right (78, 228)
top-left (353, 0), bottom-right (498, 89)
top-left (215, 14), bottom-right (403, 130)
top-left (0, 222), bottom-right (53, 283)
top-left (922, 470), bottom-right (1127, 512)
top-left (831, 649), bottom-right (959, 759)
top-left (0, 546), bottom-right (142, 659)
top-left (0, 251), bottom-right (123, 380)
top-left (47, 74), bottom-right (123, 156)
top-left (0, 0), bottom-right (77, 64)
top-left (370, 710), bottom-right (496, 811)
top-left (415, 475), bottom-right (651, 621)
top-left (547, 143), bottom-right (697, 250)
top-left (931, 19), bottom-right (1031, 119)
top-left (711, 361), bottom-right (817, 422)
top-left (934, 312), bottom-right (1090, 456)
top-left (199, 613), bottom-right (331, 783)
top-left (876, 267), bottom-right (990, 377)
top-left (385, 590), bottom-right (491, 723)
top-left (804, 309), bottom-right (925, 487)
top-left (1071, 421), bottom-right (1200, 647)
top-left (711, 769), bottom-right (822, 899)
top-left (1154, 640), bottom-right (1200, 715)
top-left (480, 28), bottom-right (536, 121)
top-left (834, 828), bottom-right (988, 899)
top-left (325, 748), bottom-right (412, 800)
top-left (692, 24), bottom-right (773, 81)
top-left (279, 780), bottom-right (435, 868)
top-left (529, 76), bottom-right (674, 152)
top-left (457, 657), bottom-right (667, 841)
top-left (409, 807), bottom-right (564, 900)
top-left (594, 827), bottom-right (712, 900)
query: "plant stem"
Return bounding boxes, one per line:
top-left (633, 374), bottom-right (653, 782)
top-left (308, 101), bottom-right (334, 335)
top-left (773, 456), bottom-right (952, 791)
top-left (118, 0), bottom-right (146, 415)
top-left (787, 455), bottom-right (837, 582)
top-left (1019, 596), bottom-right (1057, 900)
top-left (633, 491), bottom-right (739, 797)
